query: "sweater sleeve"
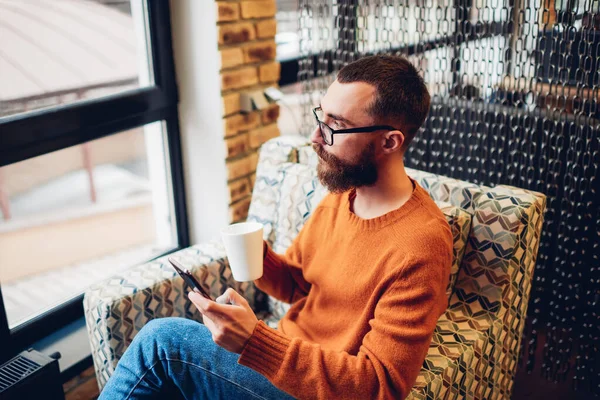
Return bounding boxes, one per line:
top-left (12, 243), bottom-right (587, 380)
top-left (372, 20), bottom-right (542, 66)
top-left (253, 222), bottom-right (313, 304)
top-left (239, 255), bottom-right (450, 400)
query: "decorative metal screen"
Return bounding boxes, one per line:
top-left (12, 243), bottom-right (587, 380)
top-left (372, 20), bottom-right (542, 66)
top-left (297, 0), bottom-right (599, 395)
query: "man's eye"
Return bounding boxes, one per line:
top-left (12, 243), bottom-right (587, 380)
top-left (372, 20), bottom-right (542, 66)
top-left (333, 120), bottom-right (343, 128)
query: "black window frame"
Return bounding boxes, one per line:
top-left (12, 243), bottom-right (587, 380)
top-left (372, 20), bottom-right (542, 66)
top-left (0, 1), bottom-right (189, 365)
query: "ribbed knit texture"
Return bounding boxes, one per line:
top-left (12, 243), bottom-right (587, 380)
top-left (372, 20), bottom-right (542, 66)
top-left (238, 180), bottom-right (453, 400)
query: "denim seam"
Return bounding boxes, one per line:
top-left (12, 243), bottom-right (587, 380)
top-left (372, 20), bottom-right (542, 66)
top-left (126, 357), bottom-right (271, 400)
top-left (126, 361), bottom-right (162, 400)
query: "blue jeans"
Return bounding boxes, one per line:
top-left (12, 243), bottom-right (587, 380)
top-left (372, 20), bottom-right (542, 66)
top-left (99, 317), bottom-right (295, 400)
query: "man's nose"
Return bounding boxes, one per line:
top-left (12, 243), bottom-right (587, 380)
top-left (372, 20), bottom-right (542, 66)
top-left (310, 125), bottom-right (324, 145)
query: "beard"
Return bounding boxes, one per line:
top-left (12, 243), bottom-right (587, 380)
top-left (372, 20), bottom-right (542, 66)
top-left (312, 142), bottom-right (379, 193)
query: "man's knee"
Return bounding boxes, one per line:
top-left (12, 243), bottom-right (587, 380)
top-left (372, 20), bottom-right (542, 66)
top-left (134, 317), bottom-right (209, 349)
top-left (126, 317), bottom-right (212, 366)
top-left (138, 317), bottom-right (200, 338)
top-left (140, 317), bottom-right (181, 336)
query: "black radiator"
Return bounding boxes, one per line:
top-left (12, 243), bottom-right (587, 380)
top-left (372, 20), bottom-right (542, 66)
top-left (0, 349), bottom-right (64, 400)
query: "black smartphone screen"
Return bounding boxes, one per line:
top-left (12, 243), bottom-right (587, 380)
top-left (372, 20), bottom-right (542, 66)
top-left (168, 257), bottom-right (213, 300)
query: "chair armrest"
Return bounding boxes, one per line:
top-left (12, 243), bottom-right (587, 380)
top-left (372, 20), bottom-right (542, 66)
top-left (408, 306), bottom-right (499, 399)
top-left (83, 241), bottom-right (258, 390)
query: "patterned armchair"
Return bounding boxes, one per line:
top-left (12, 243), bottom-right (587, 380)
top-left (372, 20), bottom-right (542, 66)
top-left (84, 137), bottom-right (546, 399)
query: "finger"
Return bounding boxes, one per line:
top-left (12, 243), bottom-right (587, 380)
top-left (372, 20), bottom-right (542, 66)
top-left (215, 291), bottom-right (229, 305)
top-left (190, 291), bottom-right (235, 323)
top-left (202, 314), bottom-right (218, 332)
top-left (189, 290), bottom-right (208, 308)
top-left (202, 314), bottom-right (226, 346)
top-left (227, 288), bottom-right (250, 309)
top-left (189, 291), bottom-right (220, 317)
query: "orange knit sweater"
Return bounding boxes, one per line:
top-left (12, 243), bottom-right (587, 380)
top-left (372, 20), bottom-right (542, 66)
top-left (238, 181), bottom-right (453, 399)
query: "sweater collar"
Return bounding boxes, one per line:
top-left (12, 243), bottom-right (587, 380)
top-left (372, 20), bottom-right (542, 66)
top-left (344, 178), bottom-right (425, 230)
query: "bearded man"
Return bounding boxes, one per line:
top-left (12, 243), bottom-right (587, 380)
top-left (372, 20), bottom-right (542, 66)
top-left (99, 55), bottom-right (452, 400)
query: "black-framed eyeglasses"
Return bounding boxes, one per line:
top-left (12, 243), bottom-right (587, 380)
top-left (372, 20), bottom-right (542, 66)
top-left (313, 107), bottom-right (401, 146)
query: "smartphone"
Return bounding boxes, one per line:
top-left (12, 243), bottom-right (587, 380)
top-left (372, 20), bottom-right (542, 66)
top-left (168, 257), bottom-right (213, 300)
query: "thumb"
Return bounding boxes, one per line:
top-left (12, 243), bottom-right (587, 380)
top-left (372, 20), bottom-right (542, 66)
top-left (217, 288), bottom-right (247, 307)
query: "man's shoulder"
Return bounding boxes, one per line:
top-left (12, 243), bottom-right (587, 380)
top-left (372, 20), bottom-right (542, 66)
top-left (416, 186), bottom-right (454, 235)
top-left (393, 189), bottom-right (454, 257)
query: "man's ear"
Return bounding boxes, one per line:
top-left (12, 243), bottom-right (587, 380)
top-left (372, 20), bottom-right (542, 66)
top-left (381, 130), bottom-right (405, 153)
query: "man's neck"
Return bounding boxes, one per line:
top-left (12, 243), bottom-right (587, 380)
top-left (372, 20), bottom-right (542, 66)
top-left (351, 161), bottom-right (414, 220)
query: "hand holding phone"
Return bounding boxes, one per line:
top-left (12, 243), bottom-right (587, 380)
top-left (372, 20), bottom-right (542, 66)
top-left (168, 257), bottom-right (213, 300)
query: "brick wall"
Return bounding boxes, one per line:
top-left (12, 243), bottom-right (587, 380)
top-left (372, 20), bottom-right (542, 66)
top-left (216, 0), bottom-right (281, 223)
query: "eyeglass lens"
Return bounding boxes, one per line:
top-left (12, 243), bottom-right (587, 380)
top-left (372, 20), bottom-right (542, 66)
top-left (315, 108), bottom-right (333, 145)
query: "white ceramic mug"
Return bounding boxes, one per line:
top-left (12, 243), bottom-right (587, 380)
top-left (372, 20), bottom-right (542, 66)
top-left (220, 222), bottom-right (264, 281)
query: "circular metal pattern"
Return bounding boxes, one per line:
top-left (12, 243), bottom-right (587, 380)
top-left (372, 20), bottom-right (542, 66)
top-left (298, 0), bottom-right (599, 394)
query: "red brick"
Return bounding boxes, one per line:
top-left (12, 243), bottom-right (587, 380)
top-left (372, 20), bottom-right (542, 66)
top-left (225, 134), bottom-right (250, 158)
top-left (259, 61), bottom-right (280, 83)
top-left (218, 22), bottom-right (255, 45)
top-left (222, 93), bottom-right (241, 116)
top-left (221, 67), bottom-right (258, 91)
top-left (220, 47), bottom-right (244, 69)
top-left (249, 124), bottom-right (280, 148)
top-left (261, 103), bottom-right (280, 125)
top-left (224, 112), bottom-right (260, 136)
top-left (240, 0), bottom-right (276, 19)
top-left (229, 197), bottom-right (252, 222)
top-left (243, 41), bottom-right (277, 63)
top-left (227, 152), bottom-right (259, 181)
top-left (255, 19), bottom-right (277, 39)
top-left (217, 3), bottom-right (239, 22)
top-left (228, 178), bottom-right (252, 203)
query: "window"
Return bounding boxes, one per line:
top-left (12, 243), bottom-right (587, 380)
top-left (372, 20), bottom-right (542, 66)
top-left (0, 0), bottom-right (187, 361)
top-left (0, 122), bottom-right (176, 329)
top-left (0, 0), bottom-right (153, 119)
top-left (356, 0), bottom-right (457, 54)
top-left (276, 0), bottom-right (301, 60)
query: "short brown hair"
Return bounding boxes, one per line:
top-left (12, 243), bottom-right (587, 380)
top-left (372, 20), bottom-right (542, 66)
top-left (337, 55), bottom-right (430, 150)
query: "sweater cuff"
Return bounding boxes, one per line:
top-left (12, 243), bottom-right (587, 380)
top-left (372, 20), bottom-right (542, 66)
top-left (256, 242), bottom-right (281, 284)
top-left (238, 320), bottom-right (291, 379)
top-left (263, 241), bottom-right (280, 266)
top-left (263, 240), bottom-right (269, 260)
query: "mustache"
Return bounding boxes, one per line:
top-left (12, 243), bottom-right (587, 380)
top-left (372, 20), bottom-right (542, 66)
top-left (312, 142), bottom-right (379, 192)
top-left (312, 144), bottom-right (337, 165)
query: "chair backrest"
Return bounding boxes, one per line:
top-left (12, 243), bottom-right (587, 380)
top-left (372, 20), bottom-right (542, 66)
top-left (247, 136), bottom-right (546, 330)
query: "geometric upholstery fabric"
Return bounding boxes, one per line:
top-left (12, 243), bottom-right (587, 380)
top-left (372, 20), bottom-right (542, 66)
top-left (405, 167), bottom-right (487, 213)
top-left (271, 163), bottom-right (328, 254)
top-left (436, 201), bottom-right (472, 301)
top-left (247, 135), bottom-right (308, 247)
top-left (84, 137), bottom-right (546, 399)
top-left (408, 183), bottom-right (546, 399)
